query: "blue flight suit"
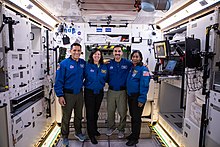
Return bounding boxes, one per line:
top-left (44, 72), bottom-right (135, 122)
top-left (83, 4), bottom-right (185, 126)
top-left (54, 57), bottom-right (86, 96)
top-left (126, 65), bottom-right (151, 103)
top-left (84, 63), bottom-right (108, 138)
top-left (84, 63), bottom-right (108, 94)
top-left (106, 58), bottom-right (132, 131)
top-left (126, 65), bottom-right (151, 141)
top-left (107, 58), bottom-right (132, 90)
top-left (54, 56), bottom-right (86, 138)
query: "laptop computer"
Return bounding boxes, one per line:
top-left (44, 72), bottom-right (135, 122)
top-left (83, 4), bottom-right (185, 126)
top-left (154, 60), bottom-right (177, 75)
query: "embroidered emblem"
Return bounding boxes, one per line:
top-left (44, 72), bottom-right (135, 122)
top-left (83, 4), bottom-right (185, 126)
top-left (70, 65), bottom-right (74, 69)
top-left (80, 64), bottom-right (84, 68)
top-left (132, 70), bottom-right (138, 77)
top-left (133, 70), bottom-right (138, 74)
top-left (121, 65), bottom-right (128, 69)
top-left (101, 69), bottom-right (107, 74)
top-left (143, 71), bottom-right (150, 76)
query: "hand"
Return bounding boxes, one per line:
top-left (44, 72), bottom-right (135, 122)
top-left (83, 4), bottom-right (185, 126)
top-left (143, 63), bottom-right (149, 69)
top-left (58, 96), bottom-right (66, 106)
top-left (138, 102), bottom-right (144, 107)
top-left (103, 59), bottom-right (110, 64)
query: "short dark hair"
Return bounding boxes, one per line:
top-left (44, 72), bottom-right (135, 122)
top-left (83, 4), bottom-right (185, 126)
top-left (113, 45), bottom-right (122, 51)
top-left (130, 50), bottom-right (143, 66)
top-left (88, 48), bottom-right (104, 64)
top-left (70, 43), bottom-right (81, 50)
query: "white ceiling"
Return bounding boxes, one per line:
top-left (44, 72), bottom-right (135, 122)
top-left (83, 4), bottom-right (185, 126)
top-left (37, 0), bottom-right (186, 25)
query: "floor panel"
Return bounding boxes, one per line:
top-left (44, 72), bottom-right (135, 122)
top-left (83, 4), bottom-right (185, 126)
top-left (56, 122), bottom-right (160, 147)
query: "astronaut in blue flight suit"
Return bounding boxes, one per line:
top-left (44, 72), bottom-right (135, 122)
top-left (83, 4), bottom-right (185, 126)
top-left (84, 48), bottom-right (108, 144)
top-left (126, 50), bottom-right (151, 146)
top-left (106, 45), bottom-right (132, 138)
top-left (54, 43), bottom-right (86, 146)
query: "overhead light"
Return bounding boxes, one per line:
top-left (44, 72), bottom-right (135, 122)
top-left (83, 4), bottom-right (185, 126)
top-left (157, 0), bottom-right (219, 30)
top-left (8, 0), bottom-right (59, 27)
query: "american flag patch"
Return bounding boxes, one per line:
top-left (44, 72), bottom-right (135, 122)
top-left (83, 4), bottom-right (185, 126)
top-left (143, 71), bottom-right (150, 76)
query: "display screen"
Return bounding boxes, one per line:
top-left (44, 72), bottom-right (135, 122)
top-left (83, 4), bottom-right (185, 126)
top-left (153, 40), bottom-right (169, 59)
top-left (164, 60), bottom-right (177, 72)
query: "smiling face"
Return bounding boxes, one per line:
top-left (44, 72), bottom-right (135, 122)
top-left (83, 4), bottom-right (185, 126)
top-left (113, 46), bottom-right (123, 61)
top-left (70, 45), bottom-right (81, 61)
top-left (131, 52), bottom-right (141, 66)
top-left (93, 50), bottom-right (101, 64)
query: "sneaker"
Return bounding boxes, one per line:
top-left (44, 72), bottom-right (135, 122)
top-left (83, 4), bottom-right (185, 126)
top-left (106, 128), bottom-right (117, 136)
top-left (74, 133), bottom-right (86, 142)
top-left (118, 131), bottom-right (125, 139)
top-left (62, 138), bottom-right (69, 146)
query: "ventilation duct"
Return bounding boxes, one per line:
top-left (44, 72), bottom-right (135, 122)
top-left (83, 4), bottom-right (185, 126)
top-left (141, 0), bottom-right (172, 12)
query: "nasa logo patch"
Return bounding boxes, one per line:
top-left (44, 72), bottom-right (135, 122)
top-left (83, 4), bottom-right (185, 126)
top-left (70, 65), bottom-right (74, 69)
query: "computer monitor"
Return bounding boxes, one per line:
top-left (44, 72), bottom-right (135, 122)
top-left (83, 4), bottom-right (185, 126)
top-left (153, 40), bottom-right (170, 59)
top-left (164, 60), bottom-right (177, 73)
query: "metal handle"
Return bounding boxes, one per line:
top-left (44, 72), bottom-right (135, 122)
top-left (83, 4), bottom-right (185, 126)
top-left (18, 66), bottom-right (26, 70)
top-left (19, 83), bottom-right (27, 87)
top-left (42, 36), bottom-right (46, 43)
top-left (30, 32), bottom-right (34, 40)
top-left (180, 58), bottom-right (185, 109)
top-left (37, 112), bottom-right (42, 116)
top-left (24, 122), bottom-right (31, 128)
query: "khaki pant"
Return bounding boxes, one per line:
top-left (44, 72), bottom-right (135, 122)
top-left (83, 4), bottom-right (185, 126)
top-left (61, 92), bottom-right (83, 138)
top-left (107, 89), bottom-right (127, 131)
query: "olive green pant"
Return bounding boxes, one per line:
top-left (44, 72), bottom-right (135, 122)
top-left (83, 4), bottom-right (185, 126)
top-left (61, 92), bottom-right (83, 138)
top-left (107, 89), bottom-right (127, 131)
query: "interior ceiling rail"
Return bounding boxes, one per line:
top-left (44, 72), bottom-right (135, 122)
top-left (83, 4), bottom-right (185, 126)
top-left (88, 22), bottom-right (128, 28)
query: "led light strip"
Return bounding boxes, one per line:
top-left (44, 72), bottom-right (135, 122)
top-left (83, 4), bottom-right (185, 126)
top-left (34, 123), bottom-right (61, 147)
top-left (41, 125), bottom-right (61, 147)
top-left (157, 0), bottom-right (220, 30)
top-left (152, 123), bottom-right (178, 147)
top-left (8, 0), bottom-right (59, 28)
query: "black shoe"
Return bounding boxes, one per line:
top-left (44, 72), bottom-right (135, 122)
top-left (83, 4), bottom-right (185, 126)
top-left (95, 131), bottom-right (101, 136)
top-left (126, 134), bottom-right (133, 140)
top-left (126, 140), bottom-right (138, 146)
top-left (90, 137), bottom-right (98, 144)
